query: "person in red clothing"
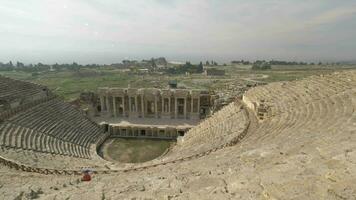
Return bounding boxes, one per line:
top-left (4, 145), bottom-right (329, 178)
top-left (81, 170), bottom-right (91, 182)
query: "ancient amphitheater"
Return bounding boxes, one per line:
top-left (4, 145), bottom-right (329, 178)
top-left (0, 70), bottom-right (355, 199)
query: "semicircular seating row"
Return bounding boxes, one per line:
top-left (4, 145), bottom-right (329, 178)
top-left (241, 71), bottom-right (356, 149)
top-left (1, 71), bottom-right (355, 171)
top-left (0, 75), bottom-right (47, 101)
top-left (145, 71), bottom-right (355, 167)
top-left (150, 101), bottom-right (250, 163)
top-left (0, 97), bottom-right (107, 169)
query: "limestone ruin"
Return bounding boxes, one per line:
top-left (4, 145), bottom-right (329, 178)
top-left (0, 71), bottom-right (355, 199)
top-left (92, 87), bottom-right (215, 139)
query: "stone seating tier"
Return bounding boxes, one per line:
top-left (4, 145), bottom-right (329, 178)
top-left (0, 98), bottom-right (106, 164)
top-left (0, 71), bottom-right (354, 177)
top-left (0, 75), bottom-right (47, 101)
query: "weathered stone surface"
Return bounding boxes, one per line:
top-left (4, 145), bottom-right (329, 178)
top-left (0, 71), bottom-right (355, 199)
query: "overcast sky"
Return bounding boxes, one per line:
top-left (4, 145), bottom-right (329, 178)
top-left (0, 0), bottom-right (355, 64)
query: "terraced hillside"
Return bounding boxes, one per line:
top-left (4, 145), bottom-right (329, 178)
top-left (0, 71), bottom-right (355, 199)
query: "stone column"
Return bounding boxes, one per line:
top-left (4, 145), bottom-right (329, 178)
top-left (135, 96), bottom-right (138, 113)
top-left (165, 129), bottom-right (169, 138)
top-left (168, 97), bottom-right (171, 114)
top-left (106, 95), bottom-right (110, 113)
top-left (197, 97), bottom-right (200, 114)
top-left (191, 97), bottom-right (194, 113)
top-left (184, 97), bottom-right (187, 119)
top-left (141, 95), bottom-right (144, 118)
top-left (161, 97), bottom-right (165, 113)
top-left (154, 95), bottom-right (158, 118)
top-left (128, 96), bottom-right (132, 113)
top-left (174, 97), bottom-right (178, 119)
top-left (100, 96), bottom-right (105, 112)
top-left (113, 96), bottom-right (117, 117)
top-left (122, 96), bottom-right (126, 117)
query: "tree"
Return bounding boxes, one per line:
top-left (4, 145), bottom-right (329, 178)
top-left (16, 61), bottom-right (24, 68)
top-left (151, 58), bottom-right (157, 68)
top-left (197, 62), bottom-right (204, 73)
top-left (165, 61), bottom-right (203, 74)
top-left (243, 61), bottom-right (250, 65)
top-left (206, 61), bottom-right (210, 66)
top-left (252, 62), bottom-right (271, 70)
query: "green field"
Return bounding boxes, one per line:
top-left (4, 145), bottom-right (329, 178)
top-left (103, 138), bottom-right (173, 163)
top-left (1, 64), bottom-right (354, 101)
top-left (0, 69), bottom-right (167, 100)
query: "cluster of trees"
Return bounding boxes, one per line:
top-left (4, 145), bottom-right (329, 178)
top-left (205, 60), bottom-right (218, 66)
top-left (251, 61), bottom-right (272, 70)
top-left (165, 62), bottom-right (204, 74)
top-left (0, 61), bottom-right (25, 69)
top-left (269, 60), bottom-right (344, 65)
top-left (0, 57), bottom-right (169, 73)
top-left (121, 57), bottom-right (167, 69)
top-left (231, 59), bottom-right (331, 66)
top-left (269, 60), bottom-right (309, 65)
top-left (0, 61), bottom-right (101, 72)
top-left (0, 61), bottom-right (103, 72)
top-left (231, 59), bottom-right (341, 70)
top-left (231, 60), bottom-right (250, 65)
top-left (1, 58), bottom-right (347, 75)
top-left (0, 61), bottom-right (50, 72)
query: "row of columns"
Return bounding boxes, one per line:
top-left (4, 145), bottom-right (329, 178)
top-left (100, 95), bottom-right (200, 119)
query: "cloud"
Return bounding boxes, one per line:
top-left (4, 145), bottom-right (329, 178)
top-left (308, 6), bottom-right (356, 26)
top-left (0, 0), bottom-right (355, 64)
